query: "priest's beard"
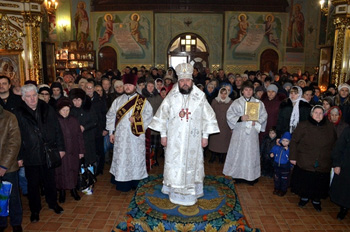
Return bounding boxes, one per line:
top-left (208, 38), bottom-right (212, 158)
top-left (179, 84), bottom-right (193, 95)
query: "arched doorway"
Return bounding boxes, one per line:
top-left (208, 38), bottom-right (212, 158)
top-left (98, 46), bottom-right (117, 72)
top-left (260, 49), bottom-right (279, 74)
top-left (167, 33), bottom-right (209, 72)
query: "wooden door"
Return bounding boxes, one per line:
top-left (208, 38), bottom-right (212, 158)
top-left (98, 46), bottom-right (117, 72)
top-left (260, 49), bottom-right (279, 74)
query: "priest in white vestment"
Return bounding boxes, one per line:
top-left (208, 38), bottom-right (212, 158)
top-left (106, 74), bottom-right (153, 192)
top-left (223, 81), bottom-right (267, 184)
top-left (148, 63), bottom-right (220, 206)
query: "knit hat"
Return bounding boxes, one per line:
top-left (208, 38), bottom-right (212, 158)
top-left (175, 63), bottom-right (193, 80)
top-left (283, 82), bottom-right (293, 89)
top-left (57, 97), bottom-right (72, 111)
top-left (338, 83), bottom-right (350, 92)
top-left (113, 80), bottom-right (123, 88)
top-left (266, 84), bottom-right (278, 93)
top-left (69, 88), bottom-right (86, 100)
top-left (38, 86), bottom-right (52, 96)
top-left (50, 82), bottom-right (63, 94)
top-left (280, 132), bottom-right (291, 143)
top-left (122, 74), bottom-right (137, 86)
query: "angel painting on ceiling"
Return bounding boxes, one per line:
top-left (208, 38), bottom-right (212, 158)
top-left (129, 13), bottom-right (147, 46)
top-left (230, 13), bottom-right (249, 48)
top-left (265, 14), bottom-right (279, 48)
top-left (98, 14), bottom-right (114, 47)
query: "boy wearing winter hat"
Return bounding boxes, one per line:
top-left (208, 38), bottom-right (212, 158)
top-left (270, 132), bottom-right (292, 196)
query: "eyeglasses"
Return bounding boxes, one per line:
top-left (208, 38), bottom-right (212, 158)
top-left (86, 86), bottom-right (94, 89)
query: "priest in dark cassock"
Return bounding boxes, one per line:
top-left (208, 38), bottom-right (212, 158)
top-left (106, 74), bottom-right (153, 192)
top-left (148, 63), bottom-right (219, 206)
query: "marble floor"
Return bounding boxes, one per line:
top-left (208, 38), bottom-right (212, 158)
top-left (9, 156), bottom-right (350, 232)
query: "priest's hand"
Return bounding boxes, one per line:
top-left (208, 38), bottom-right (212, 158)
top-left (110, 134), bottom-right (115, 144)
top-left (161, 137), bottom-right (167, 147)
top-left (334, 167), bottom-right (341, 175)
top-left (202, 138), bottom-right (208, 148)
top-left (129, 116), bottom-right (135, 123)
top-left (241, 115), bottom-right (249, 121)
top-left (290, 160), bottom-right (296, 165)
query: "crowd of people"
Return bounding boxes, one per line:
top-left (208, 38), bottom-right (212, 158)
top-left (1, 63), bottom-right (350, 231)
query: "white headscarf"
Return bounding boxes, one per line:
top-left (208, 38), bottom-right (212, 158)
top-left (215, 87), bottom-right (231, 103)
top-left (289, 86), bottom-right (308, 133)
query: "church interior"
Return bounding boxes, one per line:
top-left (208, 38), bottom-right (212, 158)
top-left (1, 0), bottom-right (350, 231)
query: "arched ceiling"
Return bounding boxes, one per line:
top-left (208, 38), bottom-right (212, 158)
top-left (91, 0), bottom-right (289, 12)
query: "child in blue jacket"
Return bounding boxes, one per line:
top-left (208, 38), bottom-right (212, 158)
top-left (270, 132), bottom-right (292, 196)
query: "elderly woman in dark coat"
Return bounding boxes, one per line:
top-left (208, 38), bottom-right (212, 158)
top-left (55, 97), bottom-right (85, 203)
top-left (289, 105), bottom-right (337, 212)
top-left (209, 87), bottom-right (233, 163)
top-left (69, 88), bottom-right (98, 167)
top-left (330, 126), bottom-right (350, 220)
top-left (327, 106), bottom-right (348, 138)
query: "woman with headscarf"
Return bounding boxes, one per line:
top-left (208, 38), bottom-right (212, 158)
top-left (276, 86), bottom-right (312, 137)
top-left (289, 105), bottom-right (337, 212)
top-left (208, 87), bottom-right (233, 163)
top-left (49, 82), bottom-right (64, 109)
top-left (69, 88), bottom-right (98, 194)
top-left (327, 106), bottom-right (348, 138)
top-left (204, 81), bottom-right (218, 104)
top-left (55, 97), bottom-right (85, 202)
top-left (334, 83), bottom-right (350, 124)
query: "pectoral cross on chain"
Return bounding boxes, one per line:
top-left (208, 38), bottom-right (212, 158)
top-left (179, 108), bottom-right (191, 122)
top-left (184, 108), bottom-right (191, 122)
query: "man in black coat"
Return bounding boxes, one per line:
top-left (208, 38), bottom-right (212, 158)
top-left (85, 80), bottom-right (107, 175)
top-left (0, 76), bottom-right (22, 112)
top-left (15, 84), bottom-right (65, 223)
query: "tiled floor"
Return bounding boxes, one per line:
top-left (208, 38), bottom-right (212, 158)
top-left (9, 155), bottom-right (350, 232)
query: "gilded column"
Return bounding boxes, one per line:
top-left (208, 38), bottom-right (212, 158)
top-left (23, 13), bottom-right (42, 84)
top-left (330, 0), bottom-right (350, 85)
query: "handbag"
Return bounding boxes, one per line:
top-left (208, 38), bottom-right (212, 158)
top-left (76, 159), bottom-right (96, 191)
top-left (36, 126), bottom-right (62, 169)
top-left (44, 144), bottom-right (62, 169)
top-left (0, 179), bottom-right (12, 217)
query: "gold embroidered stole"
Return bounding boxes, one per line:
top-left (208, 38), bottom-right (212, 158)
top-left (115, 94), bottom-right (146, 136)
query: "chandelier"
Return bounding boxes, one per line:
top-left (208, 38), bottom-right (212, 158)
top-left (44, 0), bottom-right (58, 14)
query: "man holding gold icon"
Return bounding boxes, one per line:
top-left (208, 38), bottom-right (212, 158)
top-left (223, 81), bottom-right (267, 184)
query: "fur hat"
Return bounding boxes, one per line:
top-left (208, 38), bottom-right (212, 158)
top-left (175, 63), bottom-right (193, 80)
top-left (122, 74), bottom-right (137, 86)
top-left (57, 97), bottom-right (72, 111)
top-left (69, 88), bottom-right (86, 100)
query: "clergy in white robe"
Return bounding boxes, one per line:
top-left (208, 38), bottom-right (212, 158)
top-left (148, 63), bottom-right (220, 206)
top-left (223, 81), bottom-right (267, 183)
top-left (106, 74), bottom-right (153, 192)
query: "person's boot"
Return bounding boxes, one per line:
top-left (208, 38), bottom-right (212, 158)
top-left (153, 148), bottom-right (159, 167)
top-left (337, 207), bottom-right (348, 220)
top-left (58, 189), bottom-right (65, 203)
top-left (209, 152), bottom-right (216, 163)
top-left (71, 189), bottom-right (81, 201)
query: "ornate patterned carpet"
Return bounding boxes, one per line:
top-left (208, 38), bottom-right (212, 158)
top-left (113, 175), bottom-right (261, 232)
